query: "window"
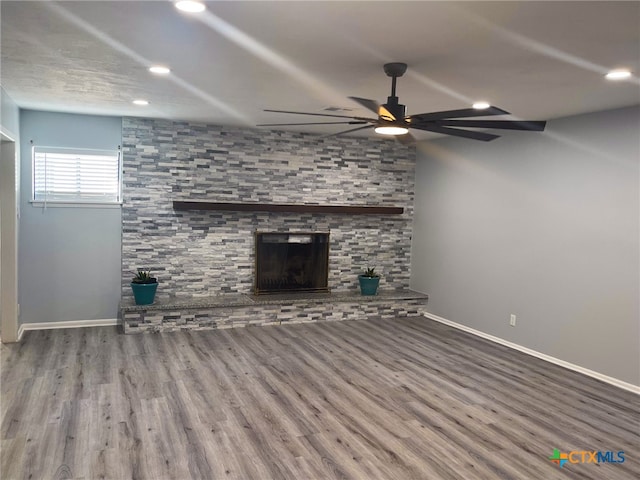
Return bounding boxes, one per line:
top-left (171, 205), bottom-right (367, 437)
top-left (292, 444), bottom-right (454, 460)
top-left (32, 146), bottom-right (121, 204)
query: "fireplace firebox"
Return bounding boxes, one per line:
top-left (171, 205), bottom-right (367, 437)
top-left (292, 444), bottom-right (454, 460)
top-left (255, 232), bottom-right (329, 295)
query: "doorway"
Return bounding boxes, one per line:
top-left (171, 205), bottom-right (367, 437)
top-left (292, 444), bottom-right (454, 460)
top-left (1, 130), bottom-right (19, 342)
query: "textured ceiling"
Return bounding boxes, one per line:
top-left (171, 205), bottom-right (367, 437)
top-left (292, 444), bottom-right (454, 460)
top-left (1, 1), bottom-right (639, 139)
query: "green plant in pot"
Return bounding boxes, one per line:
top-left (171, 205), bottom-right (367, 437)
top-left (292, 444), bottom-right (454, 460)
top-left (358, 267), bottom-right (381, 296)
top-left (130, 269), bottom-right (158, 305)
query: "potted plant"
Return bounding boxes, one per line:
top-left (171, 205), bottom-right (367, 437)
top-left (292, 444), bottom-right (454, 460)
top-left (130, 269), bottom-right (158, 305)
top-left (358, 267), bottom-right (381, 296)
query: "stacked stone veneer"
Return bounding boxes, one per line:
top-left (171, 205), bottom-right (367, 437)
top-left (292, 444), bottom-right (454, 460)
top-left (122, 294), bottom-right (427, 333)
top-left (121, 117), bottom-right (415, 300)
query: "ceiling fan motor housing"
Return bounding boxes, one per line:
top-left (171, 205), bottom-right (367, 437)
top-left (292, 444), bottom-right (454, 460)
top-left (383, 97), bottom-right (406, 122)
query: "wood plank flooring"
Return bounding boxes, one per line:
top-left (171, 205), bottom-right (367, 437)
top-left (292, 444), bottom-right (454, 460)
top-left (1, 316), bottom-right (638, 479)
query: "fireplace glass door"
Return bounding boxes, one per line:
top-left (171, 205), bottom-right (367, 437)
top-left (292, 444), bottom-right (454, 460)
top-left (255, 232), bottom-right (329, 295)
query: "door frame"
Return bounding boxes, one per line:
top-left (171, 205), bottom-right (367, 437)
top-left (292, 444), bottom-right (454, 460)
top-left (1, 128), bottom-right (19, 342)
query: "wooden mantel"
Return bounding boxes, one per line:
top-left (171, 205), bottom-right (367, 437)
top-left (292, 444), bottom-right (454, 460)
top-left (172, 201), bottom-right (404, 215)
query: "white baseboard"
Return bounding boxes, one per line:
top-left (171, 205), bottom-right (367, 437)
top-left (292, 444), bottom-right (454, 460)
top-left (17, 318), bottom-right (119, 341)
top-left (422, 311), bottom-right (640, 395)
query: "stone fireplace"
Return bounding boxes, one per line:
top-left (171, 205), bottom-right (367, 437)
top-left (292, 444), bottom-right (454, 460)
top-left (255, 232), bottom-right (329, 294)
top-left (119, 118), bottom-right (425, 333)
top-left (121, 117), bottom-right (416, 301)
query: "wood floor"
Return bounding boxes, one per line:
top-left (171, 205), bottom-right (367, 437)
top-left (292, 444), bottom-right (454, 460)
top-left (1, 316), bottom-right (638, 480)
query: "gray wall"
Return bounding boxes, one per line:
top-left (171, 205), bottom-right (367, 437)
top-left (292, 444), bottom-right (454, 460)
top-left (19, 110), bottom-right (122, 323)
top-left (411, 105), bottom-right (640, 386)
top-left (122, 118), bottom-right (415, 299)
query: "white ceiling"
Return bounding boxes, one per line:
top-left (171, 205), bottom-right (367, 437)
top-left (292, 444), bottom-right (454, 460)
top-left (1, 1), bottom-right (639, 139)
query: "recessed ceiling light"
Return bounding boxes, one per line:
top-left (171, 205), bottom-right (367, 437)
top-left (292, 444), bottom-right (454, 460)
top-left (132, 99), bottom-right (149, 106)
top-left (605, 69), bottom-right (632, 80)
top-left (149, 66), bottom-right (171, 75)
top-left (374, 125), bottom-right (409, 136)
top-left (175, 1), bottom-right (206, 13)
top-left (472, 101), bottom-right (491, 109)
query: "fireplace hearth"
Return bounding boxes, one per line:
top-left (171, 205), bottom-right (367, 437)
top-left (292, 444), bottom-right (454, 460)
top-left (255, 232), bottom-right (329, 295)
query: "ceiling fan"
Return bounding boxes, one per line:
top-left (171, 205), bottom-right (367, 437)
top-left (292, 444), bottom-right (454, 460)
top-left (258, 62), bottom-right (547, 143)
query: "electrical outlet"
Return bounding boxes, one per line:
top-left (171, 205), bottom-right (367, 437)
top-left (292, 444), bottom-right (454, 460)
top-left (510, 314), bottom-right (516, 326)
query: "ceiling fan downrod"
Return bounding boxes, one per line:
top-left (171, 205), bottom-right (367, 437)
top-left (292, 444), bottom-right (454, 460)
top-left (383, 63), bottom-right (408, 121)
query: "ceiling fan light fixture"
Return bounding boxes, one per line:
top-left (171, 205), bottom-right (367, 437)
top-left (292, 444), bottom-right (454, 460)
top-left (374, 125), bottom-right (409, 135)
top-left (175, 1), bottom-right (206, 13)
top-left (472, 101), bottom-right (491, 109)
top-left (605, 69), bottom-right (631, 80)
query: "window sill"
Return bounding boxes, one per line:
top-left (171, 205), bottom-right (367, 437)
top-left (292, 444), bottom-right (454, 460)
top-left (30, 201), bottom-right (122, 209)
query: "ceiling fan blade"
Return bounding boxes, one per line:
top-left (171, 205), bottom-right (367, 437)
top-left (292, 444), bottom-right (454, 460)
top-left (264, 109), bottom-right (375, 121)
top-left (348, 97), bottom-right (380, 115)
top-left (257, 121), bottom-right (369, 126)
top-left (348, 96), bottom-right (397, 120)
top-left (412, 124), bottom-right (500, 141)
top-left (323, 125), bottom-right (374, 138)
top-left (438, 120), bottom-right (546, 131)
top-left (409, 106), bottom-right (510, 122)
top-left (396, 132), bottom-right (416, 145)
top-left (378, 105), bottom-right (396, 121)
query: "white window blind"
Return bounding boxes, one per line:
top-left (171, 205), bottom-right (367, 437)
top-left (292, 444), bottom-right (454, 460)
top-left (32, 146), bottom-right (121, 204)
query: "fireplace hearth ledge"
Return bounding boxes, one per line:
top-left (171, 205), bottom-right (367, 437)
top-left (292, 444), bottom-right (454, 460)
top-left (120, 290), bottom-right (428, 334)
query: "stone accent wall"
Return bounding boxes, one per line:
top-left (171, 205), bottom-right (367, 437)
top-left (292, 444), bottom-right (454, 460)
top-left (121, 118), bottom-right (415, 299)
